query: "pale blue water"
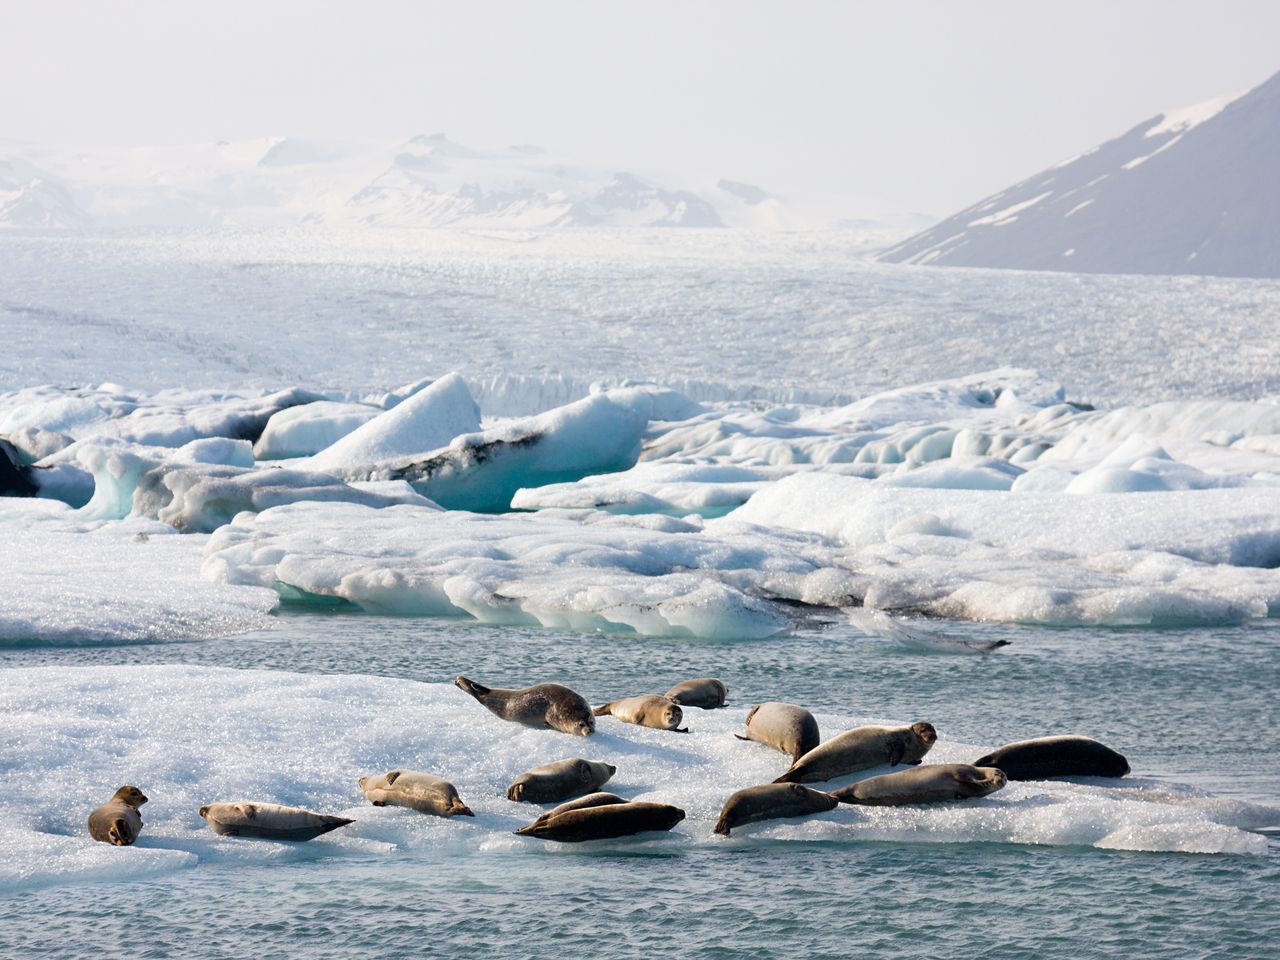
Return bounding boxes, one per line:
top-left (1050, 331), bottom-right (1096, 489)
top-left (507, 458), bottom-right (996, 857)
top-left (3, 613), bottom-right (1277, 958)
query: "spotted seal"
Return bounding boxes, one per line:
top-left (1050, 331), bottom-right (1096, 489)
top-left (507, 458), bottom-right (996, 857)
top-left (774, 722), bottom-right (936, 783)
top-left (829, 764), bottom-right (1007, 805)
top-left (973, 735), bottom-right (1130, 780)
top-left (594, 695), bottom-right (687, 732)
top-left (358, 770), bottom-right (473, 817)
top-left (735, 702), bottom-right (820, 763)
top-left (506, 758), bottom-right (617, 803)
top-left (515, 801), bottom-right (685, 842)
top-left (713, 783), bottom-right (837, 836)
top-left (198, 802), bottom-right (354, 841)
top-left (663, 678), bottom-right (727, 709)
top-left (87, 785), bottom-right (148, 846)
top-left (455, 675), bottom-right (595, 736)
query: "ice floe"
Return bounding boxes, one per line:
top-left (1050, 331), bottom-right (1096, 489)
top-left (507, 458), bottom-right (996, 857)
top-left (0, 500), bottom-right (278, 646)
top-left (5, 368), bottom-right (1280, 635)
top-left (0, 665), bottom-right (1270, 890)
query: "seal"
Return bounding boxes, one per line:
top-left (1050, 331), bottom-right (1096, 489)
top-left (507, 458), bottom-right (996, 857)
top-left (735, 702), bottom-right (821, 763)
top-left (594, 695), bottom-right (687, 732)
top-left (454, 675), bottom-right (595, 736)
top-left (358, 769), bottom-right (474, 817)
top-left (713, 783), bottom-right (837, 836)
top-left (198, 802), bottom-right (354, 841)
top-left (87, 785), bottom-right (148, 846)
top-left (664, 678), bottom-right (727, 709)
top-left (774, 722), bottom-right (936, 784)
top-left (507, 758), bottom-right (617, 803)
top-left (514, 801), bottom-right (685, 842)
top-left (515, 792), bottom-right (628, 833)
top-left (973, 735), bottom-right (1130, 780)
top-left (829, 764), bottom-right (1007, 806)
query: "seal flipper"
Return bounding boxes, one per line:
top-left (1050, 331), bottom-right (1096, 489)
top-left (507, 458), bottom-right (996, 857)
top-left (713, 816), bottom-right (732, 836)
top-left (888, 742), bottom-right (905, 766)
top-left (592, 703), bottom-right (612, 716)
top-left (733, 734), bottom-right (752, 742)
top-left (108, 818), bottom-right (132, 846)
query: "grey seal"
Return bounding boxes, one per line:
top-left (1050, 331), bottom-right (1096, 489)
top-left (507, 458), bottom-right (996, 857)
top-left (507, 758), bottom-right (617, 803)
top-left (774, 722), bottom-right (936, 783)
top-left (663, 678), bottom-right (727, 709)
top-left (973, 735), bottom-right (1130, 780)
top-left (515, 792), bottom-right (628, 833)
top-left (594, 695), bottom-right (687, 732)
top-left (514, 801), bottom-right (685, 842)
top-left (735, 702), bottom-right (820, 763)
top-left (455, 675), bottom-right (595, 736)
top-left (198, 802), bottom-right (354, 841)
top-left (713, 782), bottom-right (838, 836)
top-left (87, 785), bottom-right (148, 846)
top-left (358, 770), bottom-right (474, 817)
top-left (829, 764), bottom-right (1007, 805)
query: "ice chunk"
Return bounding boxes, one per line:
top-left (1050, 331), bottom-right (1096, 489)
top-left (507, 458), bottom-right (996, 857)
top-left (307, 373), bottom-right (480, 473)
top-left (368, 389), bottom-right (651, 512)
top-left (0, 385), bottom-right (326, 448)
top-left (253, 401), bottom-right (382, 460)
top-left (201, 500), bottom-right (859, 638)
top-left (511, 462), bottom-right (770, 518)
top-left (0, 665), bottom-right (1267, 891)
top-left (71, 439), bottom-right (434, 532)
top-left (727, 473), bottom-right (1280, 625)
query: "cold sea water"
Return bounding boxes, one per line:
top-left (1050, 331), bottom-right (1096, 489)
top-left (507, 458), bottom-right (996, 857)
top-left (2, 612), bottom-right (1276, 960)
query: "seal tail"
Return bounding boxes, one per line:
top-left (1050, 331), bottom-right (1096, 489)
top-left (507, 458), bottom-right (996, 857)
top-left (592, 704), bottom-right (611, 716)
top-left (451, 801), bottom-right (475, 817)
top-left (108, 818), bottom-right (133, 846)
top-left (454, 676), bottom-right (490, 700)
top-left (772, 769), bottom-right (800, 784)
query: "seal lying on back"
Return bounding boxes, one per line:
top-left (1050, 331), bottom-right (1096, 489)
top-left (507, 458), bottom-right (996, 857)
top-left (774, 722), bottom-right (936, 784)
top-left (714, 783), bottom-right (837, 836)
top-left (455, 675), bottom-right (595, 736)
top-left (515, 792), bottom-right (628, 833)
top-left (594, 695), bottom-right (687, 732)
top-left (735, 702), bottom-right (820, 763)
top-left (973, 736), bottom-right (1130, 780)
top-left (829, 764), bottom-right (1007, 806)
top-left (664, 678), bottom-right (727, 709)
top-left (199, 802), bottom-right (354, 841)
top-left (358, 770), bottom-right (474, 817)
top-left (87, 785), bottom-right (148, 846)
top-left (514, 801), bottom-right (685, 843)
top-left (507, 758), bottom-right (617, 803)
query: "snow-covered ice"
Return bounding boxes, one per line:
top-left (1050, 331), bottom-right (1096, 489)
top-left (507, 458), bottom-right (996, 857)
top-left (0, 665), bottom-right (1270, 890)
top-left (0, 500), bottom-right (277, 646)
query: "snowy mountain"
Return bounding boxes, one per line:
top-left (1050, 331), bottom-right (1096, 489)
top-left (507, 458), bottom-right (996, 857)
top-left (0, 134), bottom-right (773, 230)
top-left (879, 69), bottom-right (1280, 278)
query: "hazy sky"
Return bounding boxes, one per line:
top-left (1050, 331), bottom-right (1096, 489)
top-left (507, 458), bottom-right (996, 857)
top-left (3, 1), bottom-right (1279, 217)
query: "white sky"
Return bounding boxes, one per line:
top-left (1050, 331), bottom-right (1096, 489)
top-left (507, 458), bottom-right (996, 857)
top-left (2, 1), bottom-right (1278, 218)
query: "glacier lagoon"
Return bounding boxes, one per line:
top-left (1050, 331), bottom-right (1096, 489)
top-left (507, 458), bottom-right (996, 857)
top-left (1, 229), bottom-right (1278, 958)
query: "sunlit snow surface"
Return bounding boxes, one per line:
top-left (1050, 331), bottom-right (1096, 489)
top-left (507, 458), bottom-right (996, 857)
top-left (0, 500), bottom-right (278, 646)
top-left (0, 665), bottom-right (1271, 891)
